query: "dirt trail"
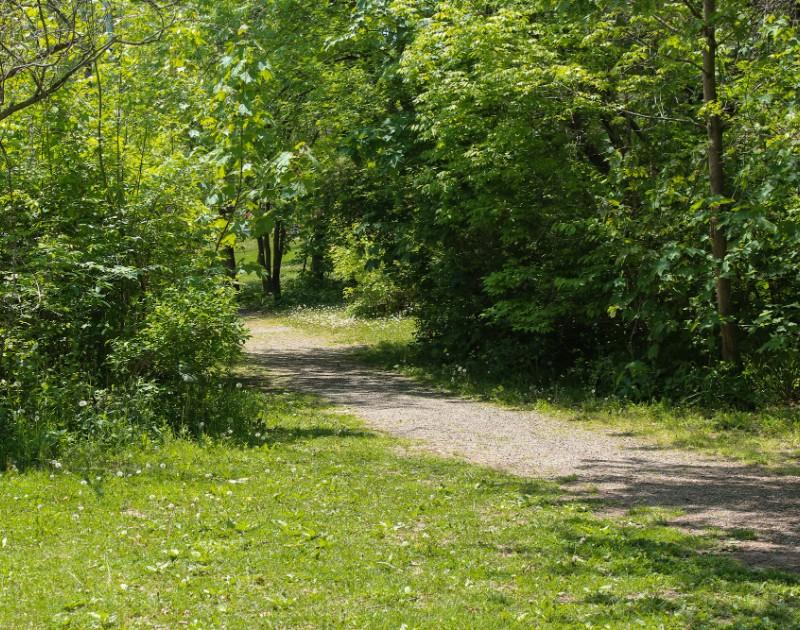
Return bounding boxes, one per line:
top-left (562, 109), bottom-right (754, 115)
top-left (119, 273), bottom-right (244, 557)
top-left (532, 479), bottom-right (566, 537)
top-left (245, 317), bottom-right (800, 572)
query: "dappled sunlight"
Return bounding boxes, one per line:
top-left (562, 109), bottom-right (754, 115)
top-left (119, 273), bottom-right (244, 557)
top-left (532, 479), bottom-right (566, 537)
top-left (3, 0), bottom-right (800, 625)
top-left (246, 318), bottom-right (800, 574)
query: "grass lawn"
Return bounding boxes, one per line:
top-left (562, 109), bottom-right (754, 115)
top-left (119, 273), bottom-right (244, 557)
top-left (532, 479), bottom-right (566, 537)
top-left (271, 307), bottom-right (800, 473)
top-left (234, 240), bottom-right (347, 311)
top-left (277, 306), bottom-right (416, 347)
top-left (1, 387), bottom-right (798, 628)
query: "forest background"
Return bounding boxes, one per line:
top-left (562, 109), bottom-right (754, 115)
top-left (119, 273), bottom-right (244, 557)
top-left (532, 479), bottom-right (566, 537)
top-left (2, 0), bottom-right (800, 467)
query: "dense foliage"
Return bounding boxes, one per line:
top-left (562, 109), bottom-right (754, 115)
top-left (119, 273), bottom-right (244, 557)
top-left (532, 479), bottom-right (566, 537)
top-left (0, 2), bottom-right (246, 467)
top-left (295, 0), bottom-right (800, 405)
top-left (2, 0), bottom-right (799, 467)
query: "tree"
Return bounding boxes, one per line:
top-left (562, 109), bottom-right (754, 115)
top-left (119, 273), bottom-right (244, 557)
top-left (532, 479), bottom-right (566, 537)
top-left (700, 0), bottom-right (738, 361)
top-left (330, 0), bottom-right (800, 401)
top-left (0, 0), bottom-right (174, 123)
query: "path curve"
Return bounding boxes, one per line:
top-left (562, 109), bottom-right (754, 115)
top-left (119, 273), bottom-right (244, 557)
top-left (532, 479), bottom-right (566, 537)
top-left (245, 317), bottom-right (800, 572)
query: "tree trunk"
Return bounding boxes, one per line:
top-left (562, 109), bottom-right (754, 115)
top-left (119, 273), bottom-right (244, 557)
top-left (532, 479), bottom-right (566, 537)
top-left (257, 234), bottom-right (272, 295)
top-left (310, 212), bottom-right (326, 280)
top-left (271, 220), bottom-right (287, 301)
top-left (703, 0), bottom-right (737, 363)
top-left (223, 245), bottom-right (239, 291)
top-left (311, 251), bottom-right (325, 280)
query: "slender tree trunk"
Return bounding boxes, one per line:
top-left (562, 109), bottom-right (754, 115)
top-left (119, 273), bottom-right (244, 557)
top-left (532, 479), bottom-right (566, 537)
top-left (223, 245), bottom-right (239, 291)
top-left (311, 251), bottom-right (325, 280)
top-left (94, 61), bottom-right (108, 190)
top-left (310, 252), bottom-right (324, 280)
top-left (702, 0), bottom-right (737, 362)
top-left (310, 210), bottom-right (326, 280)
top-left (257, 235), bottom-right (272, 295)
top-left (271, 221), bottom-right (286, 301)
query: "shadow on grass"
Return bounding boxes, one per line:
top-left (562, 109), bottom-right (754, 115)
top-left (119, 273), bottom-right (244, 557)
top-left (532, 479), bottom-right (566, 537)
top-left (179, 382), bottom-right (378, 451)
top-left (244, 335), bottom-right (800, 574)
top-left (353, 341), bottom-right (800, 418)
top-left (442, 471), bottom-right (800, 624)
top-left (480, 478), bottom-right (800, 624)
top-left (259, 424), bottom-right (374, 445)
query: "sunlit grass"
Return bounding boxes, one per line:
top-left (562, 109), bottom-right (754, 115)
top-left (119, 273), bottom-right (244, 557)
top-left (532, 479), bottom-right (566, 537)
top-left (234, 239), bottom-right (303, 292)
top-left (1, 389), bottom-right (797, 628)
top-left (271, 305), bottom-right (417, 347)
top-left (536, 399), bottom-right (800, 472)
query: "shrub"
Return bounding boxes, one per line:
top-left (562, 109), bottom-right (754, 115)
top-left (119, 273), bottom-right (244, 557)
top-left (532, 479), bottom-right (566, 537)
top-left (0, 173), bottom-right (248, 467)
top-left (110, 281), bottom-right (247, 388)
top-left (331, 236), bottom-right (411, 317)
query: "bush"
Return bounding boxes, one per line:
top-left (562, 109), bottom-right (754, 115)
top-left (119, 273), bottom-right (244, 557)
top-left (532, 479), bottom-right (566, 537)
top-left (331, 236), bottom-right (411, 317)
top-left (0, 172), bottom-right (248, 468)
top-left (109, 281), bottom-right (247, 388)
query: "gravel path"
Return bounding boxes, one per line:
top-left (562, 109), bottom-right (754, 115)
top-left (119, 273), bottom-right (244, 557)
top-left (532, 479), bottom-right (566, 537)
top-left (245, 318), bottom-right (800, 572)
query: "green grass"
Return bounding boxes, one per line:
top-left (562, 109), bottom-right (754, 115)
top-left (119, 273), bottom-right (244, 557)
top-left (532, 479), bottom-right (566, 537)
top-left (2, 388), bottom-right (798, 628)
top-left (235, 240), bottom-right (347, 310)
top-left (537, 400), bottom-right (800, 473)
top-left (274, 306), bottom-right (416, 346)
top-left (234, 237), bottom-right (261, 268)
top-left (267, 307), bottom-right (800, 472)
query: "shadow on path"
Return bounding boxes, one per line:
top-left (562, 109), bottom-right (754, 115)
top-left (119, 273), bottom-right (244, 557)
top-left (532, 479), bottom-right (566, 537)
top-left (246, 331), bottom-right (800, 572)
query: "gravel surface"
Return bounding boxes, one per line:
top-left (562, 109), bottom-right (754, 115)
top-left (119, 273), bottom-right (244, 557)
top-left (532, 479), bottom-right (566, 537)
top-left (245, 318), bottom-right (800, 572)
